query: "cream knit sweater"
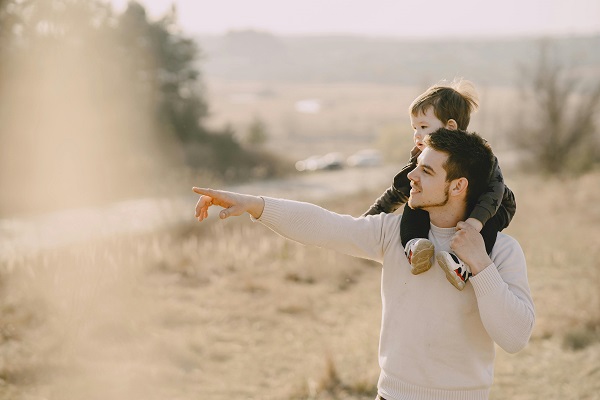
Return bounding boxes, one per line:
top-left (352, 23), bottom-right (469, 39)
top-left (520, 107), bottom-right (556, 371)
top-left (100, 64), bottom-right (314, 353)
top-left (255, 197), bottom-right (535, 400)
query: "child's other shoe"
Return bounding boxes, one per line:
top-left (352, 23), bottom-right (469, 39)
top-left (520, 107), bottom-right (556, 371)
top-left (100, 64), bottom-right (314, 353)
top-left (404, 238), bottom-right (435, 275)
top-left (436, 251), bottom-right (472, 291)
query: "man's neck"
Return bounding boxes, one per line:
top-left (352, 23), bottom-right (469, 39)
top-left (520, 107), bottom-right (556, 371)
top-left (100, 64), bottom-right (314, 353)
top-left (427, 205), bottom-right (467, 228)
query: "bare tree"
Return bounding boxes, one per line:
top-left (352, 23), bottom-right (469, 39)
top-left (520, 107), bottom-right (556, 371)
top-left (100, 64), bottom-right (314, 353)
top-left (513, 40), bottom-right (600, 174)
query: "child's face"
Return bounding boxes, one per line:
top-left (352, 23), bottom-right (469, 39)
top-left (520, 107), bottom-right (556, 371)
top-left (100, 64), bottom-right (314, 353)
top-left (410, 107), bottom-right (445, 151)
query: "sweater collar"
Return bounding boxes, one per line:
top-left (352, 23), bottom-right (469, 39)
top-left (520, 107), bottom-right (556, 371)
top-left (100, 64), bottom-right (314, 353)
top-left (429, 223), bottom-right (456, 240)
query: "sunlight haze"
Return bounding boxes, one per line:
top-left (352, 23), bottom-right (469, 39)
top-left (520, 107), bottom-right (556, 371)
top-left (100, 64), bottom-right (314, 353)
top-left (109, 0), bottom-right (600, 38)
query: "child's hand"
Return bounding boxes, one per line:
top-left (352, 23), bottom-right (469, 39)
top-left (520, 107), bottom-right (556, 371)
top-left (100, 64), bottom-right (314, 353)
top-left (409, 146), bottom-right (422, 161)
top-left (464, 217), bottom-right (483, 232)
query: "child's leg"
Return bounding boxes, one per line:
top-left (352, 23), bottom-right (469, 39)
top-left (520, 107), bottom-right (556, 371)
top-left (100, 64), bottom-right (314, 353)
top-left (400, 204), bottom-right (430, 247)
top-left (480, 203), bottom-right (511, 254)
top-left (400, 204), bottom-right (434, 275)
top-left (480, 217), bottom-right (501, 255)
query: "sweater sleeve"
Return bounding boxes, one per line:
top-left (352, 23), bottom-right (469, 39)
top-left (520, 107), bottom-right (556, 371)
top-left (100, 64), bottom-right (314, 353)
top-left (469, 235), bottom-right (535, 353)
top-left (257, 197), bottom-right (393, 263)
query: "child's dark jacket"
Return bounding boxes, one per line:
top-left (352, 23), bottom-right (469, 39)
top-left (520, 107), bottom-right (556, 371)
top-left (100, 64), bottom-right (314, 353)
top-left (363, 147), bottom-right (516, 231)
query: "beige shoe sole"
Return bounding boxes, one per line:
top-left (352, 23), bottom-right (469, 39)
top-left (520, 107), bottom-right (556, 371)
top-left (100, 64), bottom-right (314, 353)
top-left (436, 254), bottom-right (466, 290)
top-left (410, 240), bottom-right (435, 275)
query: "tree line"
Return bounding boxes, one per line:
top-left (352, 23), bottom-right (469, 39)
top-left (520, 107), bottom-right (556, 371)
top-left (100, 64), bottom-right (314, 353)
top-left (0, 0), bottom-right (285, 215)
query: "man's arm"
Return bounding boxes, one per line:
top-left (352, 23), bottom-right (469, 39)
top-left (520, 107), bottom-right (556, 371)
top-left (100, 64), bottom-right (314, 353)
top-left (193, 187), bottom-right (265, 220)
top-left (450, 222), bottom-right (535, 353)
top-left (193, 187), bottom-right (392, 263)
top-left (257, 197), bottom-right (389, 263)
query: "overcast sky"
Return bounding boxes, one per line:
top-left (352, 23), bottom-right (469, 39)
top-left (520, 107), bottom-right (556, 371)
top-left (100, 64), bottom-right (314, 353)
top-left (109, 0), bottom-right (600, 38)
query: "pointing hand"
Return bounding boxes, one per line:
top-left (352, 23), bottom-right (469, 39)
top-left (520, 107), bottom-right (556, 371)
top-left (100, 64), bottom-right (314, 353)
top-left (192, 187), bottom-right (265, 221)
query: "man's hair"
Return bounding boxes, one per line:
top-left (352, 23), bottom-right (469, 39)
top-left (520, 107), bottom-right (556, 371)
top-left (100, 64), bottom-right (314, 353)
top-left (424, 128), bottom-right (494, 211)
top-left (409, 79), bottom-right (479, 130)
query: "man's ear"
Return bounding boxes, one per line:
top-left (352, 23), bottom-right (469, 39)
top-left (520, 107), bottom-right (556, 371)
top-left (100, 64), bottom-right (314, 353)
top-left (446, 119), bottom-right (458, 130)
top-left (449, 177), bottom-right (468, 197)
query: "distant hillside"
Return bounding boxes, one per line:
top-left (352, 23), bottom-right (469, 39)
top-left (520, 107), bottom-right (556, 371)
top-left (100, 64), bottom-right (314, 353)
top-left (196, 32), bottom-right (600, 86)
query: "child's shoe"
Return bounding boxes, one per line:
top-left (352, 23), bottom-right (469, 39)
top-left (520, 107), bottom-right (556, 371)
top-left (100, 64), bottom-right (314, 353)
top-left (404, 238), bottom-right (435, 275)
top-left (436, 251), bottom-right (472, 291)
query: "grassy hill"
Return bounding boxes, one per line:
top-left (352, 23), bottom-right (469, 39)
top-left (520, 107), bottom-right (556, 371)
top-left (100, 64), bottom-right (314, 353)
top-left (197, 32), bottom-right (600, 86)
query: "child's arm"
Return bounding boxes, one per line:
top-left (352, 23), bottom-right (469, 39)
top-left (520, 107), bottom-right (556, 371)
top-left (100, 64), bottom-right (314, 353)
top-left (362, 147), bottom-right (420, 216)
top-left (467, 156), bottom-right (516, 231)
top-left (362, 185), bottom-right (409, 216)
top-left (494, 186), bottom-right (517, 230)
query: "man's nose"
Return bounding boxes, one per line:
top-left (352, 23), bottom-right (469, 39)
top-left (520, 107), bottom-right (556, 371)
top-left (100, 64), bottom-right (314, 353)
top-left (407, 169), bottom-right (416, 181)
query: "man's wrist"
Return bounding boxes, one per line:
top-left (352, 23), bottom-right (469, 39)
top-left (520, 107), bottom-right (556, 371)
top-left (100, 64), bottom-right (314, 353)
top-left (248, 195), bottom-right (265, 219)
top-left (465, 217), bottom-right (483, 232)
top-left (469, 255), bottom-right (493, 276)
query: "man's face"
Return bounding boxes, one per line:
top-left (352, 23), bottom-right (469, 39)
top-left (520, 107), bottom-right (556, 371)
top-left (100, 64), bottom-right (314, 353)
top-left (410, 107), bottom-right (445, 151)
top-left (407, 147), bottom-right (451, 210)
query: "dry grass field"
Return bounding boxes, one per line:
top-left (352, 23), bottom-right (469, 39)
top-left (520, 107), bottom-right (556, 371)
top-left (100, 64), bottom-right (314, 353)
top-left (1, 79), bottom-right (598, 399)
top-left (1, 169), bottom-right (599, 400)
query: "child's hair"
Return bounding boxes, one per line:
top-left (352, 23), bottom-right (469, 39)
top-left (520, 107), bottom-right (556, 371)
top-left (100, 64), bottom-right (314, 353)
top-left (409, 79), bottom-right (479, 130)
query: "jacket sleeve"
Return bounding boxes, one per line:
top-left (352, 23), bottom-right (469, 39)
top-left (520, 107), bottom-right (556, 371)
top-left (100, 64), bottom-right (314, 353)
top-left (492, 186), bottom-right (517, 231)
top-left (469, 156), bottom-right (516, 229)
top-left (362, 147), bottom-right (420, 217)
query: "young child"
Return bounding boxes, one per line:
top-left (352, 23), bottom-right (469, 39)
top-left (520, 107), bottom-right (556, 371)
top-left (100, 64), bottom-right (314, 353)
top-left (363, 80), bottom-right (516, 290)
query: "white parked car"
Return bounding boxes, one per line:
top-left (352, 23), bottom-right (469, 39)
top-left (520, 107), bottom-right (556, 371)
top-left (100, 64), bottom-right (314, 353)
top-left (318, 152), bottom-right (344, 170)
top-left (295, 152), bottom-right (345, 172)
top-left (346, 149), bottom-right (383, 167)
top-left (295, 155), bottom-right (323, 172)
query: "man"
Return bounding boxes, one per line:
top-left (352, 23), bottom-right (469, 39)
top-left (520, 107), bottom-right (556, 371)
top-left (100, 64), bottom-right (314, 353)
top-left (193, 128), bottom-right (535, 400)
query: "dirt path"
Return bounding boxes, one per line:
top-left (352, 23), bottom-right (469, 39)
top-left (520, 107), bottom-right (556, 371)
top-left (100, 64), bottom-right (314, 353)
top-left (0, 165), bottom-right (399, 261)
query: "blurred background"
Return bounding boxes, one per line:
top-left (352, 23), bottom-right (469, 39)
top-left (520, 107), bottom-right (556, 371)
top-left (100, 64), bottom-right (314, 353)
top-left (0, 1), bottom-right (599, 399)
